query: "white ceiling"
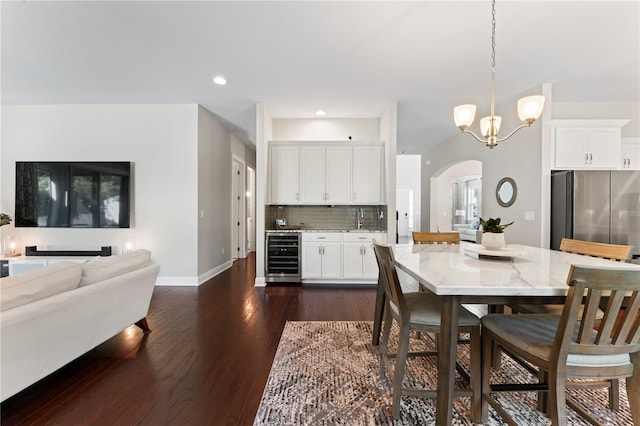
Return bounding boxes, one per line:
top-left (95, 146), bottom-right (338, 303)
top-left (2, 1), bottom-right (639, 154)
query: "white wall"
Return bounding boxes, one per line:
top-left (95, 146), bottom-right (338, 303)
top-left (197, 106), bottom-right (232, 279)
top-left (553, 102), bottom-right (639, 137)
top-left (421, 89), bottom-right (545, 247)
top-left (1, 104), bottom-right (235, 286)
top-left (272, 118), bottom-right (379, 141)
top-left (255, 103), bottom-right (272, 286)
top-left (421, 95), bottom-right (638, 248)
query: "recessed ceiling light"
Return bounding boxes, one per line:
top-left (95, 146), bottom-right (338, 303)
top-left (315, 110), bottom-right (326, 116)
top-left (213, 75), bottom-right (227, 86)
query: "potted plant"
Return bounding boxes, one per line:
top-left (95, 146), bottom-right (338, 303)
top-left (0, 213), bottom-right (11, 227)
top-left (479, 217), bottom-right (513, 250)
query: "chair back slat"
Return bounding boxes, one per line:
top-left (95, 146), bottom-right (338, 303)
top-left (560, 238), bottom-right (632, 262)
top-left (413, 232), bottom-right (460, 245)
top-left (558, 266), bottom-right (640, 358)
top-left (577, 289), bottom-right (601, 342)
top-left (372, 241), bottom-right (407, 318)
top-left (594, 290), bottom-right (626, 345)
top-left (614, 291), bottom-right (640, 345)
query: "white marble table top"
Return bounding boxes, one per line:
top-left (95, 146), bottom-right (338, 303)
top-left (393, 242), bottom-right (640, 297)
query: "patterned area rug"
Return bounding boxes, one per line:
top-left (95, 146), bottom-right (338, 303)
top-left (254, 321), bottom-right (634, 425)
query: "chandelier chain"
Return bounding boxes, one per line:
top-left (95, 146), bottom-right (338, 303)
top-left (491, 0), bottom-right (496, 72)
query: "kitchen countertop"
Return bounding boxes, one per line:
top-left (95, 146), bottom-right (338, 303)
top-left (266, 229), bottom-right (387, 233)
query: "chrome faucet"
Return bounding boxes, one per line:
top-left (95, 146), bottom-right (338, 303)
top-left (357, 208), bottom-right (365, 229)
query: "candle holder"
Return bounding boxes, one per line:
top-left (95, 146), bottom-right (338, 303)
top-left (4, 235), bottom-right (21, 257)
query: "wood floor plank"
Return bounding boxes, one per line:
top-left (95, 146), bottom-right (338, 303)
top-left (0, 253), bottom-right (377, 425)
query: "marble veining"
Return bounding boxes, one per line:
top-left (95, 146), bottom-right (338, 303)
top-left (393, 242), bottom-right (640, 297)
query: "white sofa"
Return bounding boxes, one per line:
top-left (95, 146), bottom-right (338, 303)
top-left (453, 223), bottom-right (483, 243)
top-left (0, 249), bottom-right (159, 401)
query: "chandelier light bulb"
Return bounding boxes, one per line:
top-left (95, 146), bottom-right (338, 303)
top-left (480, 116), bottom-right (502, 137)
top-left (453, 104), bottom-right (477, 129)
top-left (517, 95), bottom-right (545, 124)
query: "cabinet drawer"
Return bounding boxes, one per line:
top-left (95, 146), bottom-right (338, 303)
top-left (342, 232), bottom-right (386, 243)
top-left (302, 233), bottom-right (342, 242)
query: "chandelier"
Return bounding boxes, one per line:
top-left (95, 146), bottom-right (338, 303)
top-left (453, 0), bottom-right (545, 148)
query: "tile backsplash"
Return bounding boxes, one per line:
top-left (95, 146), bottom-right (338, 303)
top-left (266, 205), bottom-right (387, 231)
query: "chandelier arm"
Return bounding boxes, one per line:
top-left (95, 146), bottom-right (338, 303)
top-left (461, 129), bottom-right (491, 144)
top-left (495, 123), bottom-right (531, 143)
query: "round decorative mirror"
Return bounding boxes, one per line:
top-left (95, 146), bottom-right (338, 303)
top-left (496, 177), bottom-right (517, 207)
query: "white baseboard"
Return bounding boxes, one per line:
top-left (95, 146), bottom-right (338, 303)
top-left (154, 260), bottom-right (233, 286)
top-left (254, 277), bottom-right (266, 287)
top-left (155, 276), bottom-right (199, 286)
top-left (198, 260), bottom-right (233, 285)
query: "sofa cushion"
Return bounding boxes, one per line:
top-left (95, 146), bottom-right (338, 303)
top-left (80, 249), bottom-right (151, 286)
top-left (0, 261), bottom-right (82, 311)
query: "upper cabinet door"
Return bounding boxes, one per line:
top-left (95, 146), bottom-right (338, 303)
top-left (621, 139), bottom-right (640, 170)
top-left (269, 145), bottom-right (300, 204)
top-left (300, 146), bottom-right (327, 203)
top-left (325, 146), bottom-right (351, 204)
top-left (551, 120), bottom-right (627, 170)
top-left (352, 145), bottom-right (383, 204)
top-left (586, 128), bottom-right (621, 168)
top-left (554, 128), bottom-right (588, 168)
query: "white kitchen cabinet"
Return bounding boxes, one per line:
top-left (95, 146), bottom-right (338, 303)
top-left (550, 120), bottom-right (629, 170)
top-left (269, 145), bottom-right (300, 204)
top-left (270, 141), bottom-right (385, 205)
top-left (342, 233), bottom-right (386, 279)
top-left (621, 138), bottom-right (640, 170)
top-left (300, 145), bottom-right (351, 204)
top-left (301, 233), bottom-right (341, 279)
top-left (352, 145), bottom-right (384, 203)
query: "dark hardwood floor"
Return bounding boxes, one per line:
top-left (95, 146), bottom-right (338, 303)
top-left (1, 253), bottom-right (377, 425)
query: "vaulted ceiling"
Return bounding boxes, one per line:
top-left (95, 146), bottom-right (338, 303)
top-left (2, 1), bottom-right (638, 154)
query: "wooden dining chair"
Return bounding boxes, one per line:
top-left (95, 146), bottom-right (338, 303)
top-left (481, 265), bottom-right (640, 426)
top-left (412, 231), bottom-right (460, 245)
top-left (508, 238), bottom-right (633, 410)
top-left (372, 241), bottom-right (482, 420)
top-left (511, 238), bottom-right (632, 316)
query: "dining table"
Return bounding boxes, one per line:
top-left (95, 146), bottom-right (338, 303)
top-left (378, 242), bottom-right (640, 425)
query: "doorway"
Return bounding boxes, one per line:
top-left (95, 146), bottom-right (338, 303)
top-left (246, 166), bottom-right (256, 252)
top-left (396, 187), bottom-right (414, 239)
top-left (429, 160), bottom-right (482, 232)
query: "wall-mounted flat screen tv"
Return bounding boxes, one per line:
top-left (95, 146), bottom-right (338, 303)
top-left (15, 162), bottom-right (131, 228)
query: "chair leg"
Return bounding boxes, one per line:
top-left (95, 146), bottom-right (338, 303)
top-left (469, 326), bottom-right (482, 422)
top-left (391, 322), bottom-right (410, 419)
top-left (537, 370), bottom-right (549, 414)
top-left (380, 306), bottom-right (393, 380)
top-left (627, 352), bottom-right (640, 424)
top-left (480, 330), bottom-right (493, 423)
top-left (608, 379), bottom-right (619, 411)
top-left (548, 370), bottom-right (567, 426)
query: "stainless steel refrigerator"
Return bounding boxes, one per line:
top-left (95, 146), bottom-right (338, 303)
top-left (550, 170), bottom-right (640, 262)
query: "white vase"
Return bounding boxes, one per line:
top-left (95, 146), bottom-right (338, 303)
top-left (481, 232), bottom-right (505, 250)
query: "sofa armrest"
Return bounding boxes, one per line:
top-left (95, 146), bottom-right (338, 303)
top-left (453, 224), bottom-right (471, 231)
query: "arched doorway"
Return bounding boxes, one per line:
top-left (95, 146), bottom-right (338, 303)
top-left (429, 160), bottom-right (482, 232)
